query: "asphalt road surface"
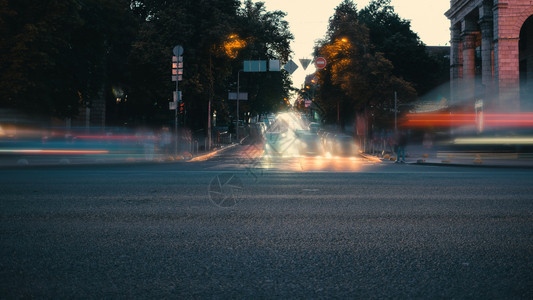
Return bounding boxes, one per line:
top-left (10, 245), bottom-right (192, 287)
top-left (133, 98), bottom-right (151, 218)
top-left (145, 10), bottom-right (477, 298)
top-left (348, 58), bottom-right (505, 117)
top-left (1, 147), bottom-right (533, 298)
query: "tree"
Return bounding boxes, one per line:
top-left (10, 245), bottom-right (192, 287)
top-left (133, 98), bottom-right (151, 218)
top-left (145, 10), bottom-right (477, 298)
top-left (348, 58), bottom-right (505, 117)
top-left (0, 0), bottom-right (83, 119)
top-left (234, 1), bottom-right (294, 118)
top-left (359, 0), bottom-right (449, 97)
top-left (315, 0), bottom-right (416, 129)
top-left (0, 0), bottom-right (138, 122)
top-left (0, 0), bottom-right (293, 129)
top-left (126, 0), bottom-right (292, 130)
top-left (124, 0), bottom-right (242, 128)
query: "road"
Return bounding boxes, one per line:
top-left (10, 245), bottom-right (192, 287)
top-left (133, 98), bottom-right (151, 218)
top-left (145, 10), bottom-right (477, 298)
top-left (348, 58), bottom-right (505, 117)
top-left (1, 143), bottom-right (533, 298)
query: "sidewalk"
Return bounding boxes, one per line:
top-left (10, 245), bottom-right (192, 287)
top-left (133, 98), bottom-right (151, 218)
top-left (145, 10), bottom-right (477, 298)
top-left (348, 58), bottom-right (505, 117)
top-left (365, 143), bottom-right (533, 169)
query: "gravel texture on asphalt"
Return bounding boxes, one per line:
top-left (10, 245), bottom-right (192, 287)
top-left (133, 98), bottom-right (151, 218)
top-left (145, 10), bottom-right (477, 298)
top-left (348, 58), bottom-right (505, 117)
top-left (1, 166), bottom-right (533, 298)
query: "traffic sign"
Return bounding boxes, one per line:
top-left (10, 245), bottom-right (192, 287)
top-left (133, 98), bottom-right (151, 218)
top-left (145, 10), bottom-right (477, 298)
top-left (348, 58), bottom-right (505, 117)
top-left (169, 101), bottom-right (177, 110)
top-left (269, 59), bottom-right (280, 71)
top-left (228, 92), bottom-right (248, 100)
top-left (244, 60), bottom-right (267, 72)
top-left (173, 45), bottom-right (184, 56)
top-left (299, 58), bottom-right (311, 70)
top-left (283, 60), bottom-right (298, 74)
top-left (172, 55), bottom-right (183, 82)
top-left (173, 91), bottom-right (182, 102)
top-left (315, 57), bottom-right (327, 69)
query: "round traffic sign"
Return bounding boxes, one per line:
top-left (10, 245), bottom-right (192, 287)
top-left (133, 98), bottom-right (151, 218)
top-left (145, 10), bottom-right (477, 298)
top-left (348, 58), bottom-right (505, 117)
top-left (315, 57), bottom-right (327, 69)
top-left (173, 45), bottom-right (184, 56)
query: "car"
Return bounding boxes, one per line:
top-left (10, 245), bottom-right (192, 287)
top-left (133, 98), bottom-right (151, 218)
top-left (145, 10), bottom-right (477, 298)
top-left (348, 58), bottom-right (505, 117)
top-left (264, 132), bottom-right (284, 156)
top-left (298, 133), bottom-right (324, 156)
top-left (332, 134), bottom-right (357, 156)
top-left (256, 122), bottom-right (267, 134)
top-left (308, 122), bottom-right (321, 133)
top-left (322, 132), bottom-right (334, 153)
top-left (294, 129), bottom-right (309, 139)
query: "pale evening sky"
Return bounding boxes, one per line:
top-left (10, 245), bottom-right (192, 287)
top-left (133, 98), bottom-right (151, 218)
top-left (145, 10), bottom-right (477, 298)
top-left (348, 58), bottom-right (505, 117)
top-left (259, 0), bottom-right (451, 89)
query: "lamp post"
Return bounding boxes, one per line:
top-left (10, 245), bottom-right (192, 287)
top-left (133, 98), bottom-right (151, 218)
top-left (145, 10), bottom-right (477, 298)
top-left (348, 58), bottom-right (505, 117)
top-left (394, 91), bottom-right (398, 134)
top-left (236, 70), bottom-right (242, 142)
top-left (221, 34), bottom-right (246, 143)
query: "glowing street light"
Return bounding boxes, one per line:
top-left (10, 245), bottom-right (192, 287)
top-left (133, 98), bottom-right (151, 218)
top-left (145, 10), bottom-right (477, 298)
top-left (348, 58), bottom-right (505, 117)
top-left (222, 34), bottom-right (247, 59)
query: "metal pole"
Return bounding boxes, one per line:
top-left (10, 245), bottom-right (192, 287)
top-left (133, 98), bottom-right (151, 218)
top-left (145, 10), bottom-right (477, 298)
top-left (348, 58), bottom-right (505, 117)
top-left (337, 102), bottom-right (340, 131)
top-left (172, 46), bottom-right (183, 156)
top-left (236, 70), bottom-right (241, 142)
top-left (85, 106), bottom-right (90, 133)
top-left (207, 50), bottom-right (213, 151)
top-left (207, 99), bottom-right (211, 150)
top-left (175, 72), bottom-right (179, 156)
top-left (394, 91), bottom-right (398, 134)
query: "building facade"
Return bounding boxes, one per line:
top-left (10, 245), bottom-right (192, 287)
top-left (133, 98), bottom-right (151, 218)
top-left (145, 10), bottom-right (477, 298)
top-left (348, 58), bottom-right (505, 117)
top-left (445, 0), bottom-right (533, 112)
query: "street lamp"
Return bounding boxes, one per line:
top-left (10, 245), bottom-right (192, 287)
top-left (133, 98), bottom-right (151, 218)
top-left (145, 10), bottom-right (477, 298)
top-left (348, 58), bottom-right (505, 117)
top-left (221, 34), bottom-right (246, 143)
top-left (207, 34), bottom-right (246, 149)
top-left (339, 37), bottom-right (366, 54)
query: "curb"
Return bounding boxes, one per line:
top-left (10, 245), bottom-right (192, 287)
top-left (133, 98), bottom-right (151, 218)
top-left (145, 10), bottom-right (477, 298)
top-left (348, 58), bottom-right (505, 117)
top-left (359, 153), bottom-right (385, 163)
top-left (362, 152), bottom-right (533, 169)
top-left (414, 161), bottom-right (533, 169)
top-left (188, 143), bottom-right (239, 162)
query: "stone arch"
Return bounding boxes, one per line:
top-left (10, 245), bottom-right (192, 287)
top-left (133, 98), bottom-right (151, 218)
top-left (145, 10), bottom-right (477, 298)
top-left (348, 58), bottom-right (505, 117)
top-left (511, 6), bottom-right (533, 37)
top-left (519, 14), bottom-right (533, 109)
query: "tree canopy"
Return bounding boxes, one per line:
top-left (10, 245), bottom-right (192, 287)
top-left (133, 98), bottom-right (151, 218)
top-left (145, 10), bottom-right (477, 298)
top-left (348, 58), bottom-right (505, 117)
top-left (313, 0), bottom-right (448, 129)
top-left (359, 0), bottom-right (448, 97)
top-left (0, 0), bottom-right (136, 120)
top-left (314, 0), bottom-right (417, 129)
top-left (0, 0), bottom-right (294, 130)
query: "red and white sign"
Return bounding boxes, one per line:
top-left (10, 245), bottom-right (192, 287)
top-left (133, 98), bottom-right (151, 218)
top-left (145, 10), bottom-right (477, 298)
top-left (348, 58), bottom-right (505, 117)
top-left (315, 57), bottom-right (327, 69)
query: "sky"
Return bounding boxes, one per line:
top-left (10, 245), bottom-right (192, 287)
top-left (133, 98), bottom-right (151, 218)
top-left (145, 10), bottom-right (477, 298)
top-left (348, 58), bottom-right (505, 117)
top-left (259, 0), bottom-right (451, 90)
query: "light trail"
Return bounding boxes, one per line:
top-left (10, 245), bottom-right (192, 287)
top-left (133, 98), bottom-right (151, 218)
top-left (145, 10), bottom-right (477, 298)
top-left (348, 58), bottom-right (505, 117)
top-left (0, 149), bottom-right (109, 154)
top-left (454, 137), bottom-right (533, 145)
top-left (405, 112), bottom-right (533, 128)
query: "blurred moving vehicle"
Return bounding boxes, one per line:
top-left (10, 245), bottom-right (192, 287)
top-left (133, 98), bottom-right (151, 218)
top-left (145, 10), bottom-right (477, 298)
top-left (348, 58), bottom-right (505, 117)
top-left (321, 133), bottom-right (357, 156)
top-left (322, 132), bottom-right (334, 153)
top-left (298, 133), bottom-right (324, 156)
top-left (264, 132), bottom-right (284, 156)
top-left (332, 135), bottom-right (357, 156)
top-left (294, 129), bottom-right (308, 139)
top-left (257, 122), bottom-right (267, 134)
top-left (308, 122), bottom-right (321, 134)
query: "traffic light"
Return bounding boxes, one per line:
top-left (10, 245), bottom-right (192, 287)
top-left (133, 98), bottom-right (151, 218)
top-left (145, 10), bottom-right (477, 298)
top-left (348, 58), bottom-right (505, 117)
top-left (179, 102), bottom-right (184, 114)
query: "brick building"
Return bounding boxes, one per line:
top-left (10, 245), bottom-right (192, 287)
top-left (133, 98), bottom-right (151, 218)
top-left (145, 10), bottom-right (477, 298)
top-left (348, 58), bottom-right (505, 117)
top-left (445, 0), bottom-right (533, 112)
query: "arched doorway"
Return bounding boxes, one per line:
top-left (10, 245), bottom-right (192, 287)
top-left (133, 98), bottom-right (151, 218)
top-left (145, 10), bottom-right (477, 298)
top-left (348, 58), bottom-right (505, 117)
top-left (519, 15), bottom-right (533, 110)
